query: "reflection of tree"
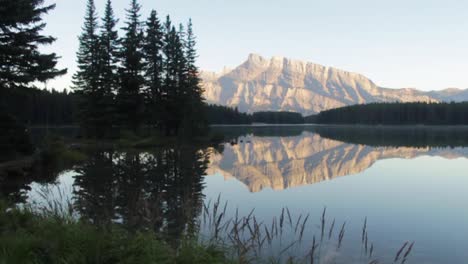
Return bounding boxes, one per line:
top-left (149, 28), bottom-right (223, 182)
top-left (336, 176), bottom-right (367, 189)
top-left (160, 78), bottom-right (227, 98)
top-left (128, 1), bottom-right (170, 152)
top-left (313, 126), bottom-right (468, 148)
top-left (74, 151), bottom-right (117, 226)
top-left (73, 146), bottom-right (210, 246)
top-left (0, 156), bottom-right (69, 204)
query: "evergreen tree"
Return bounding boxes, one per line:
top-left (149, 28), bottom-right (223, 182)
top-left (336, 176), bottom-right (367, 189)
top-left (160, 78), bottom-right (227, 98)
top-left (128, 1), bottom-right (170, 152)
top-left (97, 0), bottom-right (119, 128)
top-left (164, 24), bottom-right (187, 135)
top-left (161, 16), bottom-right (179, 135)
top-left (117, 0), bottom-right (145, 131)
top-left (0, 0), bottom-right (66, 89)
top-left (72, 0), bottom-right (104, 136)
top-left (181, 19), bottom-right (207, 135)
top-left (160, 16), bottom-right (207, 136)
top-left (142, 10), bottom-right (164, 127)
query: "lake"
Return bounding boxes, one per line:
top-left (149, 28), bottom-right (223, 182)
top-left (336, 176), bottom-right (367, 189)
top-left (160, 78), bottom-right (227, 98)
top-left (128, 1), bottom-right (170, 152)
top-left (7, 125), bottom-right (468, 263)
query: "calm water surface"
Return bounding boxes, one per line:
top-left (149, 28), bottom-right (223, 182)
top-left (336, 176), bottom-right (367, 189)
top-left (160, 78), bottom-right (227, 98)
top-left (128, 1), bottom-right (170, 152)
top-left (8, 125), bottom-right (468, 263)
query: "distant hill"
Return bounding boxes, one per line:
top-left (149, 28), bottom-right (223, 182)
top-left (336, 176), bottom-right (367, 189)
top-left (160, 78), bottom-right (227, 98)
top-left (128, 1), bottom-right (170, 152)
top-left (202, 54), bottom-right (467, 115)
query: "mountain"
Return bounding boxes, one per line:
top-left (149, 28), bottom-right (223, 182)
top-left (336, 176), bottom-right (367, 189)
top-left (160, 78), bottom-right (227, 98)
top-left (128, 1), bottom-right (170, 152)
top-left (427, 88), bottom-right (468, 102)
top-left (207, 132), bottom-right (468, 192)
top-left (202, 54), bottom-right (466, 115)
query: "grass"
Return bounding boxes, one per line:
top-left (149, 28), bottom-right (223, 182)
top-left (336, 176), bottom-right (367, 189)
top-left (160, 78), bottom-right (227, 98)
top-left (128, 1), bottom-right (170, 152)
top-left (0, 190), bottom-right (417, 264)
top-left (200, 197), bottom-right (415, 264)
top-left (1, 163), bottom-right (416, 264)
top-left (0, 201), bottom-right (232, 264)
top-left (0, 196), bottom-right (416, 264)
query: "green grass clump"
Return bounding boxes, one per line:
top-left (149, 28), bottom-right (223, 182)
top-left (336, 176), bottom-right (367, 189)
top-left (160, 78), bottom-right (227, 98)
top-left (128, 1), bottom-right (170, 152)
top-left (0, 202), bottom-right (230, 264)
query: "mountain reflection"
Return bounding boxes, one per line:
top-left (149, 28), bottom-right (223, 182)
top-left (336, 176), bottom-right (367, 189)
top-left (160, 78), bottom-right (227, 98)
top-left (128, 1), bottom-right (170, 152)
top-left (3, 125), bottom-right (468, 233)
top-left (208, 126), bottom-right (468, 192)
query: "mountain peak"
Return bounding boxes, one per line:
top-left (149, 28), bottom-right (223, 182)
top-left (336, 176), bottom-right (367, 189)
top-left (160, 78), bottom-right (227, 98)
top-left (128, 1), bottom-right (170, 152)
top-left (202, 54), bottom-right (464, 115)
top-left (247, 53), bottom-right (264, 62)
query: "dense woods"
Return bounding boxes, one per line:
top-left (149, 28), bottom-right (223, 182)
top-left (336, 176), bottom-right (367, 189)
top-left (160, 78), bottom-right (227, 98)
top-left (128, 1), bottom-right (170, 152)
top-left (73, 0), bottom-right (206, 137)
top-left (0, 86), bottom-right (306, 127)
top-left (204, 105), bottom-right (252, 124)
top-left (252, 111), bottom-right (304, 124)
top-left (0, 87), bottom-right (75, 126)
top-left (307, 102), bottom-right (468, 125)
top-left (204, 107), bottom-right (305, 124)
top-left (0, 0), bottom-right (68, 156)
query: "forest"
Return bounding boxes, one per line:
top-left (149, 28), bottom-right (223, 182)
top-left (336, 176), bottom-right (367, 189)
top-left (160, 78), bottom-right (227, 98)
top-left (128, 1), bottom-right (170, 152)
top-left (0, 0), bottom-right (210, 139)
top-left (306, 102), bottom-right (468, 125)
top-left (0, 86), bottom-right (304, 126)
top-left (72, 0), bottom-right (206, 137)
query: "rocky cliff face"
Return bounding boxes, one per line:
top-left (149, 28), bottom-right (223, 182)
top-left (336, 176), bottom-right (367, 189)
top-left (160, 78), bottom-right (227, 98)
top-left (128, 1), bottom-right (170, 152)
top-left (202, 54), bottom-right (465, 115)
top-left (207, 132), bottom-right (467, 192)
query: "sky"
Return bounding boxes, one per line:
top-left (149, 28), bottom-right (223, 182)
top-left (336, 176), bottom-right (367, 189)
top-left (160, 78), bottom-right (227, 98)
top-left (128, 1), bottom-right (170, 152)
top-left (42, 0), bottom-right (468, 91)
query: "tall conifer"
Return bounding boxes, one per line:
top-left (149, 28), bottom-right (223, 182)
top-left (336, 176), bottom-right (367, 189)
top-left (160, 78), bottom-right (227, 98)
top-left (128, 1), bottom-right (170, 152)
top-left (97, 0), bottom-right (119, 131)
top-left (0, 0), bottom-right (66, 90)
top-left (142, 10), bottom-right (164, 126)
top-left (117, 0), bottom-right (145, 131)
top-left (99, 0), bottom-right (119, 95)
top-left (72, 0), bottom-right (103, 136)
top-left (161, 16), bottom-right (186, 135)
top-left (184, 19), bottom-right (206, 134)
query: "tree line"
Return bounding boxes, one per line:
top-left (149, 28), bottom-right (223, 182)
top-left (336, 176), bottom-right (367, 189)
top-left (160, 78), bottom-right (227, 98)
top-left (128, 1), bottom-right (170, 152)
top-left (73, 0), bottom-right (206, 137)
top-left (0, 87), bottom-right (306, 126)
top-left (306, 102), bottom-right (468, 125)
top-left (252, 111), bottom-right (304, 124)
top-left (204, 104), bottom-right (252, 124)
top-left (0, 87), bottom-right (76, 126)
top-left (204, 106), bottom-right (305, 124)
top-left (0, 0), bottom-right (68, 157)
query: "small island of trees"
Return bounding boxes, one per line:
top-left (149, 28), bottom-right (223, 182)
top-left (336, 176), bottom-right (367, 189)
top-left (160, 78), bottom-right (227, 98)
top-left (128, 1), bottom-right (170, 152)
top-left (73, 0), bottom-right (206, 137)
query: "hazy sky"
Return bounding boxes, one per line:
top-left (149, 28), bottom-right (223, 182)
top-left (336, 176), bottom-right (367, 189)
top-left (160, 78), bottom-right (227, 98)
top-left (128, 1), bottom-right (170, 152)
top-left (42, 0), bottom-right (468, 91)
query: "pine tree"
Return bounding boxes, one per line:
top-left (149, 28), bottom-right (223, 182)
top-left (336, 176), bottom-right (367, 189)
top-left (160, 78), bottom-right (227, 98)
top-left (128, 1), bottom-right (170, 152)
top-left (117, 0), bottom-right (145, 131)
top-left (72, 0), bottom-right (103, 136)
top-left (185, 19), bottom-right (203, 102)
top-left (97, 0), bottom-right (119, 132)
top-left (161, 16), bottom-right (176, 135)
top-left (99, 0), bottom-right (119, 92)
top-left (161, 16), bottom-right (187, 135)
top-left (142, 10), bottom-right (164, 127)
top-left (182, 19), bottom-right (207, 134)
top-left (0, 0), bottom-right (67, 90)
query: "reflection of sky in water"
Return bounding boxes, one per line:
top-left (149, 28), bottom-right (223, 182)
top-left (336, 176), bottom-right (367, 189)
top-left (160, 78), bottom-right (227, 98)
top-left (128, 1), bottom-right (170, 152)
top-left (26, 171), bottom-right (78, 213)
top-left (204, 156), bottom-right (468, 264)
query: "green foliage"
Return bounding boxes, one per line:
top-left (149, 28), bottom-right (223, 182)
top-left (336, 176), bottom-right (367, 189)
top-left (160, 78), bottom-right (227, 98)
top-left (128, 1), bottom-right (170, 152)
top-left (308, 102), bottom-right (468, 125)
top-left (39, 136), bottom-right (87, 164)
top-left (205, 106), bottom-right (306, 125)
top-left (252, 111), bottom-right (304, 124)
top-left (73, 0), bottom-right (112, 137)
top-left (0, 111), bottom-right (33, 162)
top-left (0, 203), bottom-right (230, 264)
top-left (179, 19), bottom-right (208, 136)
top-left (71, 0), bottom-right (209, 137)
top-left (143, 10), bottom-right (164, 126)
top-left (0, 0), bottom-right (66, 90)
top-left (205, 104), bottom-right (252, 124)
top-left (98, 0), bottom-right (120, 95)
top-left (96, 0), bottom-right (120, 130)
top-left (160, 16), bottom-right (188, 135)
top-left (116, 0), bottom-right (146, 132)
top-left (312, 125), bottom-right (468, 148)
top-left (0, 86), bottom-right (76, 126)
